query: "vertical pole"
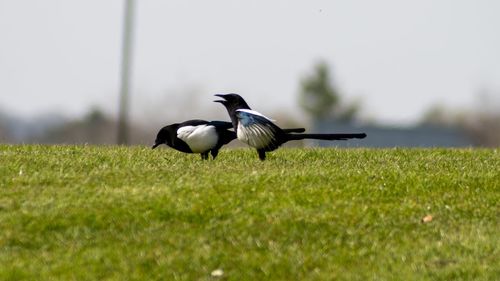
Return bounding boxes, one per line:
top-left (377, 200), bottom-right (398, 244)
top-left (117, 0), bottom-right (135, 145)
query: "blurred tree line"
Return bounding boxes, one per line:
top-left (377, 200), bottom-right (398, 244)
top-left (419, 91), bottom-right (500, 147)
top-left (299, 61), bottom-right (500, 147)
top-left (1, 62), bottom-right (499, 147)
top-left (0, 108), bottom-right (152, 145)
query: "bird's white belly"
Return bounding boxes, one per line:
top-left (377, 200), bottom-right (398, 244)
top-left (177, 125), bottom-right (218, 153)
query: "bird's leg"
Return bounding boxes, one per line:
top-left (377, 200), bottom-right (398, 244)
top-left (210, 149), bottom-right (219, 160)
top-left (200, 152), bottom-right (209, 160)
top-left (257, 149), bottom-right (266, 161)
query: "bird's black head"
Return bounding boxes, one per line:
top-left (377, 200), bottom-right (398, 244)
top-left (151, 125), bottom-right (176, 149)
top-left (214, 93), bottom-right (251, 111)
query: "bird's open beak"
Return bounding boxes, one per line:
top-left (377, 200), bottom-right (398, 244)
top-left (151, 143), bottom-right (161, 149)
top-left (213, 94), bottom-right (226, 104)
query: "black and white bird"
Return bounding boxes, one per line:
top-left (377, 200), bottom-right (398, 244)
top-left (152, 119), bottom-right (307, 160)
top-left (214, 93), bottom-right (367, 160)
top-left (152, 120), bottom-right (236, 160)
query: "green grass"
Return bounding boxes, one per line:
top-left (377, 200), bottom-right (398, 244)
top-left (0, 145), bottom-right (498, 280)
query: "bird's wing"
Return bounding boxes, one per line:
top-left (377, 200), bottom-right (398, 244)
top-left (179, 119), bottom-right (209, 127)
top-left (176, 125), bottom-right (218, 153)
top-left (235, 109), bottom-right (281, 149)
top-left (235, 109), bottom-right (276, 122)
top-left (207, 121), bottom-right (234, 130)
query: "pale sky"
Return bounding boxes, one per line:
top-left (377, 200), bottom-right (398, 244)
top-left (1, 0), bottom-right (499, 125)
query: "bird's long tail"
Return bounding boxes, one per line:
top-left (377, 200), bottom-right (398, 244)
top-left (286, 133), bottom-right (367, 141)
top-left (282, 128), bottom-right (306, 133)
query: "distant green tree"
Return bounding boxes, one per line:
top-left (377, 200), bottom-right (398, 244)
top-left (299, 62), bottom-right (337, 120)
top-left (299, 61), bottom-right (359, 122)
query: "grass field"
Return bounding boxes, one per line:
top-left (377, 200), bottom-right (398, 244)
top-left (0, 145), bottom-right (498, 280)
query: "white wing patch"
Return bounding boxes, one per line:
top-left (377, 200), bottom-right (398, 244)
top-left (177, 125), bottom-right (218, 153)
top-left (236, 109), bottom-right (276, 122)
top-left (237, 122), bottom-right (276, 149)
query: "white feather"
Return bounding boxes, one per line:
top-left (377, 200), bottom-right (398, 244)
top-left (235, 109), bottom-right (276, 122)
top-left (177, 125), bottom-right (218, 153)
top-left (237, 122), bottom-right (275, 149)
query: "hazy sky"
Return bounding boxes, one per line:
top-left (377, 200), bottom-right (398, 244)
top-left (1, 0), bottom-right (499, 125)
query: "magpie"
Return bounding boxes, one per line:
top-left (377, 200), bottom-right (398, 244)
top-left (152, 120), bottom-right (236, 160)
top-left (152, 119), bottom-right (306, 160)
top-left (214, 93), bottom-right (367, 160)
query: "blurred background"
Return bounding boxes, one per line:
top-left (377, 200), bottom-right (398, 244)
top-left (1, 0), bottom-right (499, 147)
